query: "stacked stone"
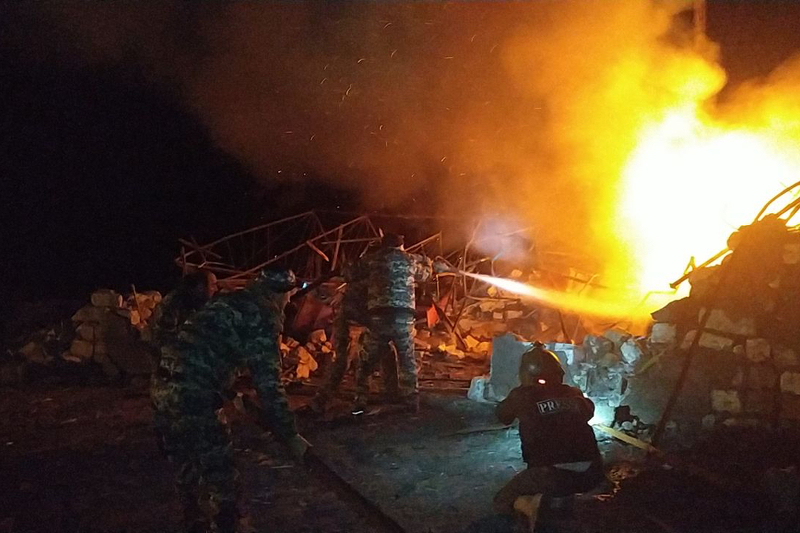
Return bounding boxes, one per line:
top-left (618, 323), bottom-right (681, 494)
top-left (66, 289), bottom-right (151, 378)
top-left (638, 220), bottom-right (800, 439)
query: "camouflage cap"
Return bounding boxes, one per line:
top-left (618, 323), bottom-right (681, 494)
top-left (254, 268), bottom-right (297, 292)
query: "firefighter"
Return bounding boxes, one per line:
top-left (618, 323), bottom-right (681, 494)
top-left (355, 233), bottom-right (447, 412)
top-left (493, 342), bottom-right (605, 522)
top-left (308, 256), bottom-right (370, 413)
top-left (151, 269), bottom-right (308, 533)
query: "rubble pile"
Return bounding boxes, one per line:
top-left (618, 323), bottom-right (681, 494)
top-left (66, 289), bottom-right (153, 378)
top-left (468, 330), bottom-right (647, 430)
top-left (124, 290), bottom-right (162, 331)
top-left (625, 216), bottom-right (800, 442)
top-left (280, 329), bottom-right (334, 380)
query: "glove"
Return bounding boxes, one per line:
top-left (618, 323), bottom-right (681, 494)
top-left (286, 434), bottom-right (311, 464)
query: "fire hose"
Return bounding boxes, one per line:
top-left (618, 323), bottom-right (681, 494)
top-left (235, 394), bottom-right (407, 533)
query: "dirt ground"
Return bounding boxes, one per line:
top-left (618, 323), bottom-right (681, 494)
top-left (0, 384), bottom-right (783, 533)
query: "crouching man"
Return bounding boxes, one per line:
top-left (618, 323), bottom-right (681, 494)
top-left (152, 269), bottom-right (309, 533)
top-left (493, 342), bottom-right (605, 518)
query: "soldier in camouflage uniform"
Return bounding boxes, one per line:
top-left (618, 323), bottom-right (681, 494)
top-left (309, 257), bottom-right (369, 412)
top-left (355, 234), bottom-right (444, 411)
top-left (150, 270), bottom-right (218, 352)
top-left (150, 270), bottom-right (218, 463)
top-left (151, 269), bottom-right (308, 533)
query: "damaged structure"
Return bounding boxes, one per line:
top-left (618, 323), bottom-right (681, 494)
top-left (11, 201), bottom-right (800, 453)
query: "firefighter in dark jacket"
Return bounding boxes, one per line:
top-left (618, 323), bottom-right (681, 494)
top-left (494, 342), bottom-right (604, 518)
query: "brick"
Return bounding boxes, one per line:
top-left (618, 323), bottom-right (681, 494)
top-left (700, 308), bottom-right (757, 337)
top-left (780, 372), bottom-right (800, 395)
top-left (711, 390), bottom-right (741, 413)
top-left (650, 323), bottom-right (677, 344)
top-left (72, 305), bottom-right (113, 324)
top-left (745, 338), bottom-right (771, 363)
top-left (682, 331), bottom-right (734, 351)
top-left (91, 289), bottom-right (122, 309)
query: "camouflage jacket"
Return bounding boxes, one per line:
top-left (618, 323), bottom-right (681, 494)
top-left (364, 247), bottom-right (433, 311)
top-left (162, 285), bottom-right (297, 441)
top-left (336, 259), bottom-right (369, 321)
top-left (150, 289), bottom-right (206, 348)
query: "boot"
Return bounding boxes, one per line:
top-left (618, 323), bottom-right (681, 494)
top-left (352, 394), bottom-right (368, 415)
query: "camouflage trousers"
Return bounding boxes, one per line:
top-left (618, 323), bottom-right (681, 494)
top-left (317, 312), bottom-right (366, 401)
top-left (356, 309), bottom-right (417, 398)
top-left (151, 368), bottom-right (241, 532)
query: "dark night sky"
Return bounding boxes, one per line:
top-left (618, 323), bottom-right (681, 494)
top-left (2, 2), bottom-right (800, 337)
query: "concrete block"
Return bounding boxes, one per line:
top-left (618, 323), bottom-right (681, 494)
top-left (745, 338), bottom-right (771, 363)
top-left (506, 310), bottom-right (524, 320)
top-left (682, 331), bottom-right (734, 351)
top-left (584, 334), bottom-right (613, 359)
top-left (488, 334), bottom-right (532, 400)
top-left (547, 342), bottom-right (581, 365)
top-left (309, 329), bottom-right (327, 344)
top-left (650, 323), bottom-right (677, 344)
top-left (620, 339), bottom-right (643, 365)
top-left (603, 329), bottom-right (631, 351)
top-left (780, 372), bottom-right (800, 395)
top-left (467, 376), bottom-right (493, 403)
top-left (700, 308), bottom-right (757, 337)
top-left (72, 305), bottom-right (112, 324)
top-left (76, 323), bottom-right (99, 342)
top-left (774, 346), bottom-right (799, 368)
top-left (711, 390), bottom-right (741, 413)
top-left (91, 289), bottom-right (123, 309)
top-left (70, 339), bottom-right (106, 360)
